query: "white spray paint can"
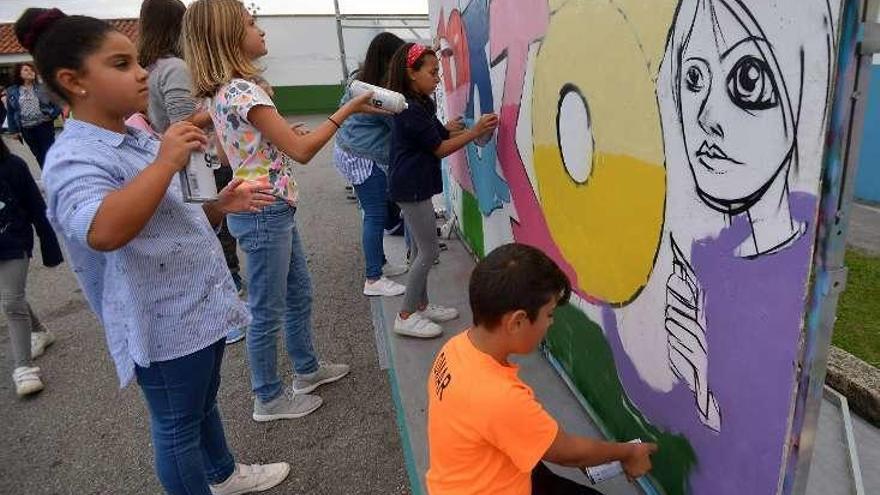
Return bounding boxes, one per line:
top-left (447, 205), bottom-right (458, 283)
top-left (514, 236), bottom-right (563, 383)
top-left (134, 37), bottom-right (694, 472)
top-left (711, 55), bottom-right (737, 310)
top-left (349, 80), bottom-right (409, 114)
top-left (583, 439), bottom-right (643, 484)
top-left (179, 150), bottom-right (220, 203)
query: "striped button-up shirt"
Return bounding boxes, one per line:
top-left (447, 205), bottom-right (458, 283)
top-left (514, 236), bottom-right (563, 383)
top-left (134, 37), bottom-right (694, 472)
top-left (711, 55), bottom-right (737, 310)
top-left (43, 119), bottom-right (250, 386)
top-left (333, 144), bottom-right (382, 185)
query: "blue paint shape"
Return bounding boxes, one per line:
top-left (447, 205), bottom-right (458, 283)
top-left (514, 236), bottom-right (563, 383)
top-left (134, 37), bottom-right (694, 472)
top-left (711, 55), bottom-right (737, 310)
top-left (464, 125), bottom-right (510, 215)
top-left (461, 0), bottom-right (510, 215)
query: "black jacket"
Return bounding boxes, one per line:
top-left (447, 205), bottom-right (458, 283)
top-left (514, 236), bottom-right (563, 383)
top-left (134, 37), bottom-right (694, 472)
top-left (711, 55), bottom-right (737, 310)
top-left (0, 151), bottom-right (63, 265)
top-left (389, 97), bottom-right (449, 203)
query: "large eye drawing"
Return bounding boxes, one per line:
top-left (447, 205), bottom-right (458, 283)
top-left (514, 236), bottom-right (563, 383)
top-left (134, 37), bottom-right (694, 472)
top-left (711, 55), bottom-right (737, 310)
top-left (727, 56), bottom-right (778, 111)
top-left (683, 59), bottom-right (709, 93)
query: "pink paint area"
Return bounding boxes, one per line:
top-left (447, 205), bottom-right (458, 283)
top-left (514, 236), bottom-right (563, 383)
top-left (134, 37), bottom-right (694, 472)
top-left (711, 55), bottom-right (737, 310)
top-left (497, 103), bottom-right (580, 290)
top-left (489, 0), bottom-right (549, 106)
top-left (437, 9), bottom-right (475, 193)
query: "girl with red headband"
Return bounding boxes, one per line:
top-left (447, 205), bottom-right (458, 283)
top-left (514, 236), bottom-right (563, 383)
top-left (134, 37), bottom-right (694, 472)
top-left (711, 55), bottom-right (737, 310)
top-left (385, 43), bottom-right (498, 338)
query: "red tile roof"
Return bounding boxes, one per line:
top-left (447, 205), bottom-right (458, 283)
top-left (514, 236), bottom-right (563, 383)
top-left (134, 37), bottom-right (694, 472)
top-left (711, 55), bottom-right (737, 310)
top-left (0, 18), bottom-right (139, 56)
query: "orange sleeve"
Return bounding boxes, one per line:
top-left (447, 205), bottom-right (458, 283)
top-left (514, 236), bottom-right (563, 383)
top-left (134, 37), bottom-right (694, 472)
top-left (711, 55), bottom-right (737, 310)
top-left (484, 383), bottom-right (559, 473)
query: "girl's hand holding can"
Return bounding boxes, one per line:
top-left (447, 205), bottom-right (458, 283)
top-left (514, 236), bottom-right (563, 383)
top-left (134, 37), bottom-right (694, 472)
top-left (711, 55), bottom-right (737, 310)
top-left (473, 113), bottom-right (499, 137)
top-left (347, 91), bottom-right (395, 115)
top-left (157, 121), bottom-right (208, 172)
top-left (215, 176), bottom-right (275, 214)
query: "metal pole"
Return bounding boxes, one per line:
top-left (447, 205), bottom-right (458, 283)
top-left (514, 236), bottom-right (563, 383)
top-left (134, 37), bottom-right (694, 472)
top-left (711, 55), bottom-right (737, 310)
top-left (333, 0), bottom-right (349, 82)
top-left (788, 0), bottom-right (876, 492)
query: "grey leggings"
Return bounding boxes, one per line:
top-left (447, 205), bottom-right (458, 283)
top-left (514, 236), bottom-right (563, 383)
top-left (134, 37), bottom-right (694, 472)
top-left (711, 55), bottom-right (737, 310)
top-left (0, 256), bottom-right (46, 368)
top-left (398, 200), bottom-right (439, 314)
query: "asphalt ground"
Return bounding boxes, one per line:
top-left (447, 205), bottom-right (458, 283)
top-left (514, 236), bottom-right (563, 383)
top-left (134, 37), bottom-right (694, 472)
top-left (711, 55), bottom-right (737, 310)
top-left (0, 116), bottom-right (409, 495)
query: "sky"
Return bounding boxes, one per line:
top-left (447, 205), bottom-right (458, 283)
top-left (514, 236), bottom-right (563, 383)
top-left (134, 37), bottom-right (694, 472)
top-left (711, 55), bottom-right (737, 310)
top-left (0, 0), bottom-right (429, 22)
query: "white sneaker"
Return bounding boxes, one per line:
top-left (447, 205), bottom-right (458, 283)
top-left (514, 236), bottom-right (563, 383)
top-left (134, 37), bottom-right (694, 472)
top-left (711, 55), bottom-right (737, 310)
top-left (382, 263), bottom-right (409, 277)
top-left (31, 331), bottom-right (55, 359)
top-left (210, 462), bottom-right (291, 495)
top-left (13, 366), bottom-right (44, 396)
top-left (420, 304), bottom-right (459, 322)
top-left (363, 277), bottom-right (406, 297)
top-left (394, 313), bottom-right (443, 338)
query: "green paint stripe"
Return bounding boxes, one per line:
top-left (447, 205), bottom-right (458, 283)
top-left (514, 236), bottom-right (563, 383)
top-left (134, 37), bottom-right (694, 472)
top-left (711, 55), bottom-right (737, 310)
top-left (545, 305), bottom-right (696, 495)
top-left (460, 189), bottom-right (485, 258)
top-left (273, 84), bottom-right (344, 115)
top-left (543, 349), bottom-right (661, 495)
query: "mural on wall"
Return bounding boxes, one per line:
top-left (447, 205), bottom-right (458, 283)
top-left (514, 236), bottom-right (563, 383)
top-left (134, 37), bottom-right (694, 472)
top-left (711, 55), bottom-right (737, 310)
top-left (430, 0), bottom-right (843, 494)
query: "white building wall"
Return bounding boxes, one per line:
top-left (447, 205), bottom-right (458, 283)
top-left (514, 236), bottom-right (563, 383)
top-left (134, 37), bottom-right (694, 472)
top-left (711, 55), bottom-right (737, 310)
top-left (259, 15), bottom-right (429, 87)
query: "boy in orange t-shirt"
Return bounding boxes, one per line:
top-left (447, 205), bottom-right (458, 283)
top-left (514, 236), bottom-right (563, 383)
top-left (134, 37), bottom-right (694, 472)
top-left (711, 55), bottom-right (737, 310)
top-left (426, 243), bottom-right (657, 494)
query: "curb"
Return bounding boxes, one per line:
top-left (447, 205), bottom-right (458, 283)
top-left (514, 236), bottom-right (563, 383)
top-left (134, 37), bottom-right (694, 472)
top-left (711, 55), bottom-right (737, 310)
top-left (825, 345), bottom-right (880, 426)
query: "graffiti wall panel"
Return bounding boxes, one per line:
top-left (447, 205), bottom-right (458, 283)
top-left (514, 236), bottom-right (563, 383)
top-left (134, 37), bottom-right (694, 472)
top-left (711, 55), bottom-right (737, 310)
top-left (429, 1), bottom-right (842, 494)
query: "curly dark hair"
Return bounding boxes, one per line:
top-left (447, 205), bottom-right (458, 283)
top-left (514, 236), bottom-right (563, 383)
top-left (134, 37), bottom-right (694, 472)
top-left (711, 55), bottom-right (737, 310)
top-left (11, 62), bottom-right (37, 87)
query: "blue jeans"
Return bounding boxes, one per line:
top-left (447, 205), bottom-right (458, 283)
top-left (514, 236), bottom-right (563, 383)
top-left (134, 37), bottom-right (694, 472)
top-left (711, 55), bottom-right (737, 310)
top-left (136, 340), bottom-right (236, 495)
top-left (227, 201), bottom-right (319, 403)
top-left (353, 166), bottom-right (389, 280)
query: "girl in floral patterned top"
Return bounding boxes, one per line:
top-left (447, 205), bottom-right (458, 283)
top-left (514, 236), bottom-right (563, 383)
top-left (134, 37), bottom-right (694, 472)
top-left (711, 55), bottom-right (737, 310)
top-left (182, 0), bottom-right (384, 422)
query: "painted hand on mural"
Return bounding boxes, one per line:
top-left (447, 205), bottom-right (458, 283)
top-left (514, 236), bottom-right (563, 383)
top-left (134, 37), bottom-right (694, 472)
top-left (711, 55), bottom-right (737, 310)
top-left (666, 236), bottom-right (721, 432)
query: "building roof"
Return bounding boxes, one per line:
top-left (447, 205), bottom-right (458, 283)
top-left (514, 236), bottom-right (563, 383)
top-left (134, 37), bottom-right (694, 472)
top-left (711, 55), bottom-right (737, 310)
top-left (0, 18), bottom-right (138, 56)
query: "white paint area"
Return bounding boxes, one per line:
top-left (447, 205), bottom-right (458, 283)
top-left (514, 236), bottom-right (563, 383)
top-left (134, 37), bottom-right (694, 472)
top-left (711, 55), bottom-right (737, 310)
top-left (482, 201), bottom-right (516, 253)
top-left (558, 90), bottom-right (594, 184)
top-left (516, 41), bottom-right (541, 202)
top-left (490, 56), bottom-right (508, 179)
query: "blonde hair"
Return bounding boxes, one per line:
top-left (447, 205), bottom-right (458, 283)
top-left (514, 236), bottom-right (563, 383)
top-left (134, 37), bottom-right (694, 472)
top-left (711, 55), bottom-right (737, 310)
top-left (182, 0), bottom-right (261, 98)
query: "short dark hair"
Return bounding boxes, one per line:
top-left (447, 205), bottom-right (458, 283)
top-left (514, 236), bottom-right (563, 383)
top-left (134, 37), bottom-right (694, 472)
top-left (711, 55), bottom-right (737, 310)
top-left (11, 62), bottom-right (36, 87)
top-left (357, 32), bottom-right (405, 87)
top-left (15, 8), bottom-right (115, 102)
top-left (137, 0), bottom-right (187, 68)
top-left (469, 243), bottom-right (572, 329)
top-left (386, 42), bottom-right (437, 111)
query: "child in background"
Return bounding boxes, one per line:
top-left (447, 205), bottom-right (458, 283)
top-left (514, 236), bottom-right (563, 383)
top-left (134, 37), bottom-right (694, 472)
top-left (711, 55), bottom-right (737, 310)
top-left (426, 244), bottom-right (657, 494)
top-left (16, 7), bottom-right (284, 494)
top-left (334, 32), bottom-right (409, 298)
top-left (0, 138), bottom-right (63, 396)
top-left (183, 0), bottom-right (384, 422)
top-left (385, 43), bottom-right (497, 339)
top-left (137, 0), bottom-right (247, 345)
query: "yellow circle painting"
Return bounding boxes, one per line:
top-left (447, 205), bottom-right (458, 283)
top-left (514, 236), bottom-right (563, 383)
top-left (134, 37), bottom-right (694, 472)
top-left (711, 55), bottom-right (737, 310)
top-left (531, 0), bottom-right (672, 304)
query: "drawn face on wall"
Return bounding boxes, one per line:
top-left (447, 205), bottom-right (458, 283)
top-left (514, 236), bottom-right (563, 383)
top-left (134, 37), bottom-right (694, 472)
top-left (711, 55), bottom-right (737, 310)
top-left (678, 0), bottom-right (794, 210)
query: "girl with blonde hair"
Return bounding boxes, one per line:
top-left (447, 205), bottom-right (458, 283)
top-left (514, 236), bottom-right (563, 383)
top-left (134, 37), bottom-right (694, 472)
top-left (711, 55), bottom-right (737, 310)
top-left (183, 0), bottom-right (383, 422)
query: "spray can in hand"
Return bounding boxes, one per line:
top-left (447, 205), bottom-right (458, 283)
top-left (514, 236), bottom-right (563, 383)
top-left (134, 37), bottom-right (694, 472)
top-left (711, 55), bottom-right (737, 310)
top-left (349, 80), bottom-right (409, 114)
top-left (179, 150), bottom-right (221, 203)
top-left (582, 439), bottom-right (643, 484)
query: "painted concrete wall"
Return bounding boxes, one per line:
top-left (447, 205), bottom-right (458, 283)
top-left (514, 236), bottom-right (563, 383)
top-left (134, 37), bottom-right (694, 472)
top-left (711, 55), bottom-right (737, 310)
top-left (856, 65), bottom-right (880, 203)
top-left (429, 1), bottom-right (842, 494)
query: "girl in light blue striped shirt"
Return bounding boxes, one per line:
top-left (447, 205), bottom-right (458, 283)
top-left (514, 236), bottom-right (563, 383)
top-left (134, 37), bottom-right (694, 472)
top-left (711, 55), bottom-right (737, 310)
top-left (16, 7), bottom-right (291, 494)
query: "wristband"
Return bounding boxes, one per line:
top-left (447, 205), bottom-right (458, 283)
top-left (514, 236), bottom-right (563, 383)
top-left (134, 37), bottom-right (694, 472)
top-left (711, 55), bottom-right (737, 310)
top-left (328, 116), bottom-right (341, 129)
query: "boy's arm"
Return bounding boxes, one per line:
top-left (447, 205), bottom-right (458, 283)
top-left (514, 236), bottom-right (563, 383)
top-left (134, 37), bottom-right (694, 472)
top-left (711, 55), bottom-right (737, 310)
top-left (543, 429), bottom-right (657, 478)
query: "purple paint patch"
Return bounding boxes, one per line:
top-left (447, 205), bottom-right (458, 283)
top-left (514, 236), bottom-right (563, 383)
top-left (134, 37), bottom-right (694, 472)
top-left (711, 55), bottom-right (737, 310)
top-left (604, 192), bottom-right (817, 494)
